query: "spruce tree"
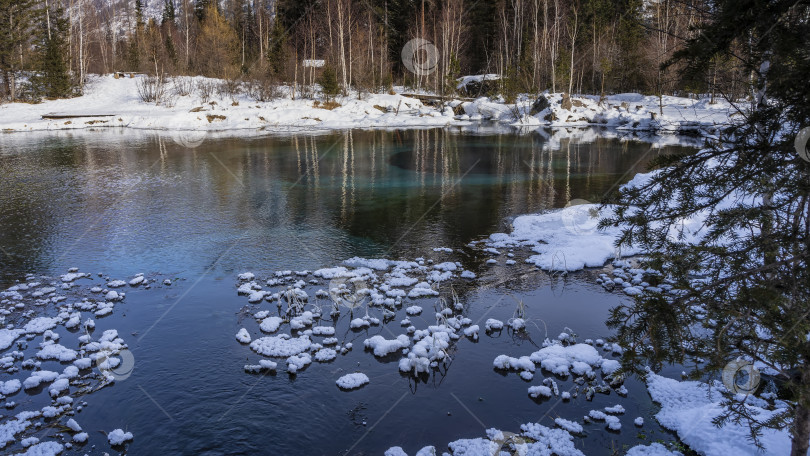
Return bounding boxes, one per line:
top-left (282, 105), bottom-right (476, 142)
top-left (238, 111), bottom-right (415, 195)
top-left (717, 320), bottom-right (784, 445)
top-left (32, 3), bottom-right (73, 99)
top-left (602, 1), bottom-right (810, 455)
top-left (195, 0), bottom-right (212, 21)
top-left (162, 0), bottom-right (176, 25)
top-left (266, 20), bottom-right (287, 79)
top-left (0, 0), bottom-right (39, 100)
top-left (319, 65), bottom-right (340, 101)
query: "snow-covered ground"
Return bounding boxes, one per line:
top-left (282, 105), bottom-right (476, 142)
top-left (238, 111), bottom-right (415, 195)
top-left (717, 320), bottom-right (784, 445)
top-left (0, 75), bottom-right (738, 135)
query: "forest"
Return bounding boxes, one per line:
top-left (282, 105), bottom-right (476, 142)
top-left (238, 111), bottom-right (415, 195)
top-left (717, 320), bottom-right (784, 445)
top-left (0, 0), bottom-right (750, 102)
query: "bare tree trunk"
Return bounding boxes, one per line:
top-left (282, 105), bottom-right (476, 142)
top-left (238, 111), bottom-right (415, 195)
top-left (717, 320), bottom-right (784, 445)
top-left (2, 70), bottom-right (12, 101)
top-left (568, 5), bottom-right (577, 96)
top-left (45, 0), bottom-right (52, 40)
top-left (337, 0), bottom-right (348, 92)
top-left (9, 71), bottom-right (16, 101)
top-left (532, 0), bottom-right (540, 90)
top-left (79, 0), bottom-right (85, 86)
top-left (258, 1), bottom-right (263, 61)
top-left (550, 0), bottom-right (560, 93)
top-left (183, 0), bottom-right (191, 69)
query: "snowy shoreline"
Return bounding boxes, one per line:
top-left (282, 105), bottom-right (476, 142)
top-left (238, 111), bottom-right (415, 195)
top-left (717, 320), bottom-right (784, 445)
top-left (0, 75), bottom-right (738, 136)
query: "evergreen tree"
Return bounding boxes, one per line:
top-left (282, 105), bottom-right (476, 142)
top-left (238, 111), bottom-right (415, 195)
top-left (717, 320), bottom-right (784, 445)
top-left (466, 0), bottom-right (498, 73)
top-left (32, 3), bottom-right (73, 99)
top-left (135, 0), bottom-right (145, 28)
top-left (127, 38), bottom-right (141, 71)
top-left (195, 0), bottom-right (212, 21)
top-left (603, 1), bottom-right (810, 455)
top-left (277, 0), bottom-right (317, 31)
top-left (162, 0), bottom-right (176, 25)
top-left (319, 65), bottom-right (340, 100)
top-left (0, 0), bottom-right (39, 100)
top-left (613, 0), bottom-right (645, 91)
top-left (266, 19), bottom-right (287, 78)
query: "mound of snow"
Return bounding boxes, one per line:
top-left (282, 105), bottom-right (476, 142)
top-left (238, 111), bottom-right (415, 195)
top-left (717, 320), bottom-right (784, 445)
top-left (364, 335), bottom-right (410, 357)
top-left (107, 428), bottom-right (133, 445)
top-left (336, 373), bottom-right (370, 390)
top-left (249, 335), bottom-right (311, 357)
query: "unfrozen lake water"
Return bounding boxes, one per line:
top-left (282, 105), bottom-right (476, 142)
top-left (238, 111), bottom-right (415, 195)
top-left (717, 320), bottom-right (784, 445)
top-left (0, 128), bottom-right (697, 455)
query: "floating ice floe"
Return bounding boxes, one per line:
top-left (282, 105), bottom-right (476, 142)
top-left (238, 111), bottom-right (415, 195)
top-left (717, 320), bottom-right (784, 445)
top-left (528, 385), bottom-right (553, 398)
top-left (436, 425), bottom-right (585, 456)
top-left (484, 318), bottom-right (503, 331)
top-left (364, 335), bottom-right (410, 357)
top-left (244, 360), bottom-right (277, 373)
top-left (286, 353), bottom-right (311, 373)
top-left (313, 348), bottom-right (337, 362)
top-left (554, 418), bottom-right (583, 434)
top-left (259, 316), bottom-right (283, 333)
top-left (238, 272), bottom-right (255, 281)
top-left (249, 335), bottom-right (311, 357)
top-left (493, 355), bottom-right (535, 373)
top-left (107, 428), bottom-right (133, 445)
top-left (350, 318), bottom-right (370, 329)
top-left (36, 343), bottom-right (77, 362)
top-left (235, 328), bottom-right (251, 344)
top-left (336, 373), bottom-right (370, 390)
top-left (528, 343), bottom-right (607, 377)
top-left (626, 443), bottom-right (683, 455)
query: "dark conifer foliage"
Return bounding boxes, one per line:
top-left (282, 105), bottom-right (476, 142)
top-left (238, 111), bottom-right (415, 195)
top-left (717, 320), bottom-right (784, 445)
top-left (32, 3), bottom-right (73, 99)
top-left (602, 1), bottom-right (810, 454)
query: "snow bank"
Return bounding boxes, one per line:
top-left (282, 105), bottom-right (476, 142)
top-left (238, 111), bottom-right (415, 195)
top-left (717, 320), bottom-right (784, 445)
top-left (0, 75), bottom-right (453, 134)
top-left (646, 372), bottom-right (792, 456)
top-left (487, 204), bottom-right (642, 271)
top-left (0, 75), bottom-right (735, 137)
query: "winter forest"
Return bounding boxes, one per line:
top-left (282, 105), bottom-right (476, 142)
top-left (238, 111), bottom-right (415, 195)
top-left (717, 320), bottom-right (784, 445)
top-left (2, 0), bottom-right (747, 101)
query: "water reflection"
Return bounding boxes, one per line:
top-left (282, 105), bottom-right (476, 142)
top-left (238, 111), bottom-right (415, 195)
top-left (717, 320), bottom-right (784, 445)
top-left (0, 128), bottom-right (695, 285)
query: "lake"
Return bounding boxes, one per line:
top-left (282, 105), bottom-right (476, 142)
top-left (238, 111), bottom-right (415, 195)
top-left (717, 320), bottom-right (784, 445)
top-left (0, 128), bottom-right (697, 455)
